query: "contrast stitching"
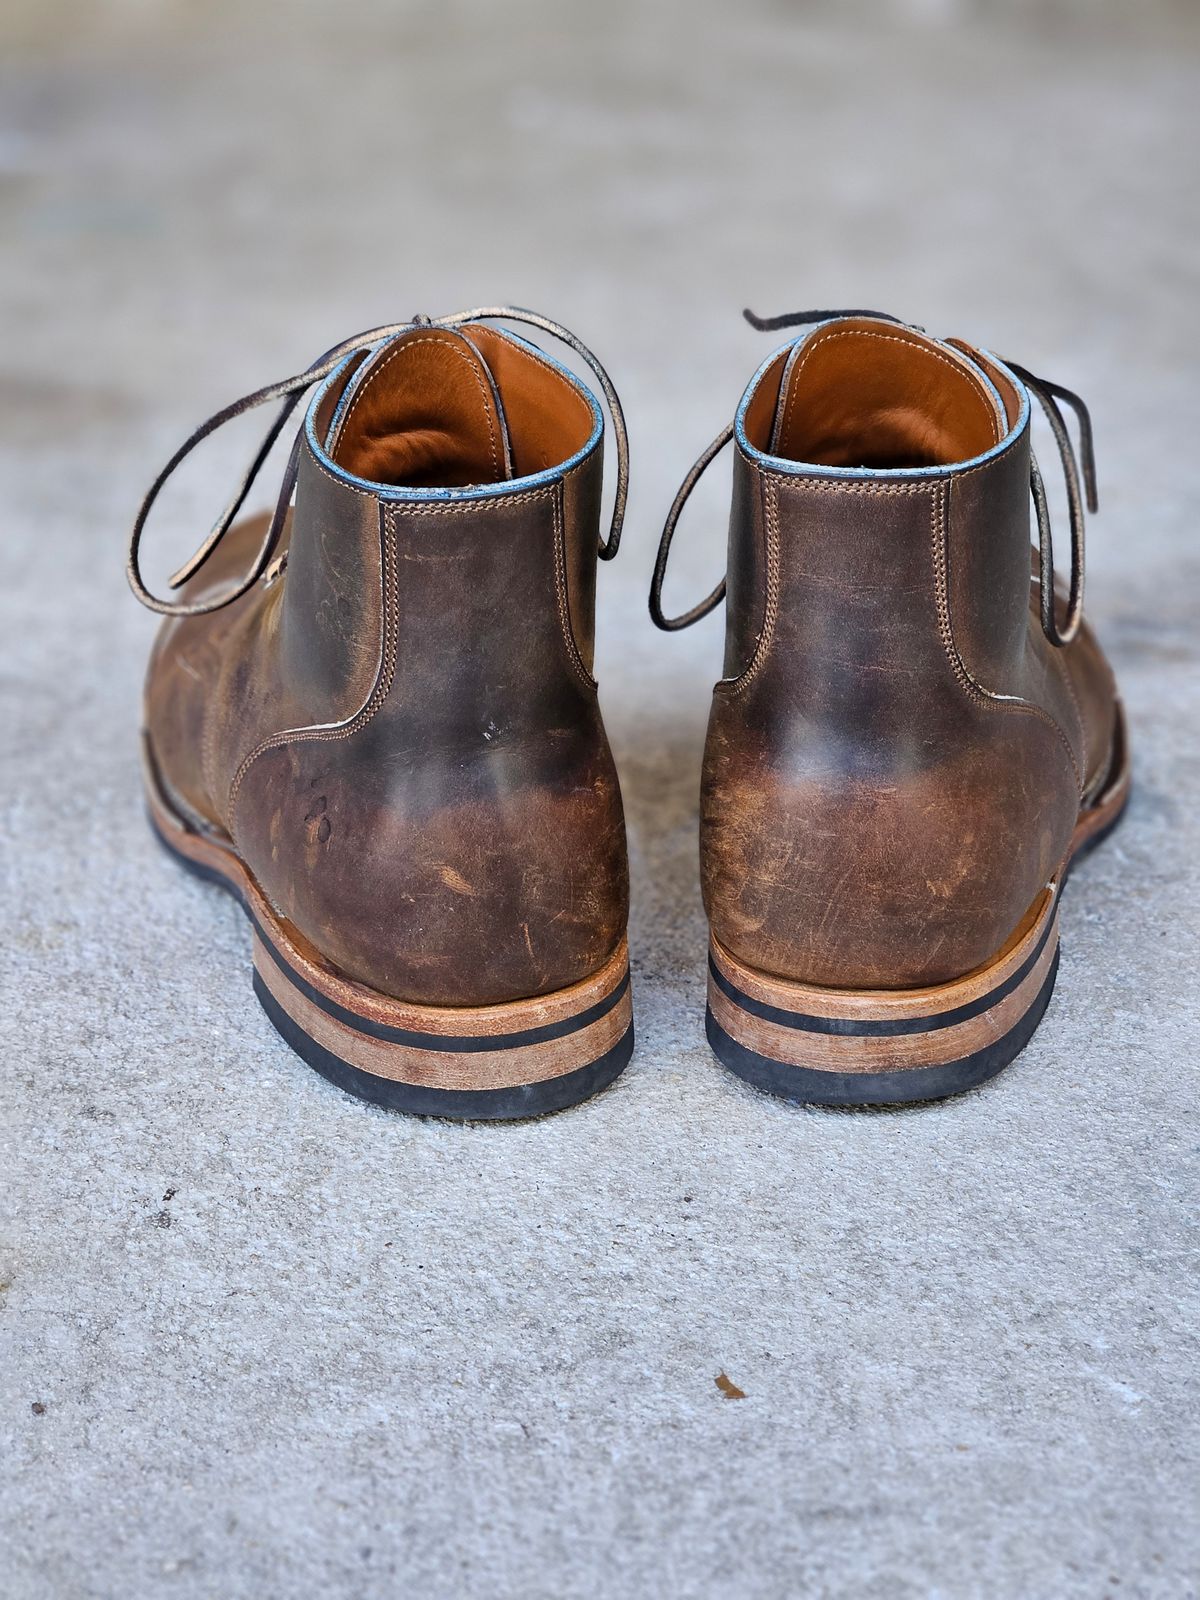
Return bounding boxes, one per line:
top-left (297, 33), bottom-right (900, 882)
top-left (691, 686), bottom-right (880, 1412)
top-left (224, 489), bottom-right (559, 836)
top-left (552, 482), bottom-right (597, 693)
top-left (1054, 650), bottom-right (1088, 780)
top-left (330, 488), bottom-right (554, 512)
top-left (205, 598), bottom-right (281, 827)
top-left (201, 684), bottom-right (222, 822)
top-left (226, 512), bottom-right (400, 837)
top-left (719, 473), bottom-right (781, 698)
top-left (305, 436), bottom-right (554, 506)
top-left (748, 435), bottom-right (1018, 492)
top-left (304, 441), bottom-right (378, 499)
top-left (755, 468), bottom-right (929, 496)
top-left (931, 481), bottom-right (1082, 791)
top-left (334, 335), bottom-right (500, 480)
top-left (721, 473), bottom-right (965, 705)
top-left (776, 328), bottom-right (1002, 459)
top-left (714, 473), bottom-right (923, 697)
top-left (559, 450), bottom-right (594, 486)
top-left (713, 467), bottom-right (1082, 792)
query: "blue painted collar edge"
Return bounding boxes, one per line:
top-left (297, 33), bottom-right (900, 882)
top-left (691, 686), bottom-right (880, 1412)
top-left (733, 323), bottom-right (1031, 481)
top-left (304, 324), bottom-right (605, 501)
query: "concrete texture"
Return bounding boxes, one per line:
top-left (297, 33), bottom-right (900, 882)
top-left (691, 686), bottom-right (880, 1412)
top-left (2, 2), bottom-right (1199, 1595)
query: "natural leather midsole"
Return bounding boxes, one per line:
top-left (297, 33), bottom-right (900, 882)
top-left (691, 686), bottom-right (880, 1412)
top-left (708, 898), bottom-right (1055, 1039)
top-left (253, 923), bottom-right (631, 1053)
top-left (254, 933), bottom-right (632, 1089)
top-left (708, 918), bottom-right (1059, 1074)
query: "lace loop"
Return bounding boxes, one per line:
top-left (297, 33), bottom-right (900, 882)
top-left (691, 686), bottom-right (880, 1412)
top-left (648, 424), bottom-right (733, 630)
top-left (127, 308), bottom-right (627, 618)
top-left (1001, 359), bottom-right (1096, 649)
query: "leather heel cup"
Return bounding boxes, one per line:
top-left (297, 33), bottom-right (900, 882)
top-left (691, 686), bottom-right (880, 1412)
top-left (703, 705), bottom-right (1130, 1109)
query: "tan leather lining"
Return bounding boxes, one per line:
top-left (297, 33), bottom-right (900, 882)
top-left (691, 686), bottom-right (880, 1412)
top-left (742, 349), bottom-right (790, 446)
top-left (331, 325), bottom-right (511, 488)
top-left (947, 339), bottom-right (1024, 428)
top-left (466, 325), bottom-right (595, 477)
top-left (752, 321), bottom-right (1004, 470)
top-left (330, 323), bottom-right (595, 490)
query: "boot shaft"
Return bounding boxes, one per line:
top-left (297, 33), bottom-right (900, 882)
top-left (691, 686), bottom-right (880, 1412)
top-left (279, 323), bottom-right (605, 725)
top-left (725, 319), bottom-right (1033, 692)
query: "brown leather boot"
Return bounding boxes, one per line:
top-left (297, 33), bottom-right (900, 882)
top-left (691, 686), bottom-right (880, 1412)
top-left (129, 308), bottom-right (633, 1119)
top-left (652, 309), bottom-right (1129, 1106)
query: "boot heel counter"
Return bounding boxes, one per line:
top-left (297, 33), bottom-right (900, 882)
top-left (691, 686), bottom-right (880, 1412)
top-left (702, 698), bottom-right (1076, 988)
top-left (702, 464), bottom-right (1080, 990)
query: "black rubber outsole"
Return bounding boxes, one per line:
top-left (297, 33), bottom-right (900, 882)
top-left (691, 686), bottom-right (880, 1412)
top-left (150, 807), bottom-right (633, 1121)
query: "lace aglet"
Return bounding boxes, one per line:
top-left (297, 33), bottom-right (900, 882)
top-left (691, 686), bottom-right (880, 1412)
top-left (1075, 422), bottom-right (1099, 514)
top-left (167, 557), bottom-right (198, 590)
top-left (168, 521), bottom-right (225, 590)
top-left (1080, 439), bottom-right (1099, 514)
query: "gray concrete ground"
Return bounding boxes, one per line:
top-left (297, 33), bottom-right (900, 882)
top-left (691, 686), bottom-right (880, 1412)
top-left (2, 2), bottom-right (1198, 1596)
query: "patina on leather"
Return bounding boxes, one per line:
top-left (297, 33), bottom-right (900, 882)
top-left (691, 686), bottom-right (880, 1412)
top-left (142, 319), bottom-right (629, 1008)
top-left (683, 315), bottom-right (1120, 990)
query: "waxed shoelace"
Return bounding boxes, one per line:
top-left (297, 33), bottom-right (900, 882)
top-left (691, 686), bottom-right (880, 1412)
top-left (649, 307), bottom-right (1096, 649)
top-left (127, 307), bottom-right (629, 618)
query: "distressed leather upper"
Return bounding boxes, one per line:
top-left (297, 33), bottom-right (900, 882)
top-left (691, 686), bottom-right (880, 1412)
top-left (702, 318), bottom-right (1121, 989)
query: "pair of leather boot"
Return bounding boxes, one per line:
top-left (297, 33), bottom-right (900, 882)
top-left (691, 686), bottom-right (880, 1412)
top-left (129, 306), bottom-right (1128, 1118)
